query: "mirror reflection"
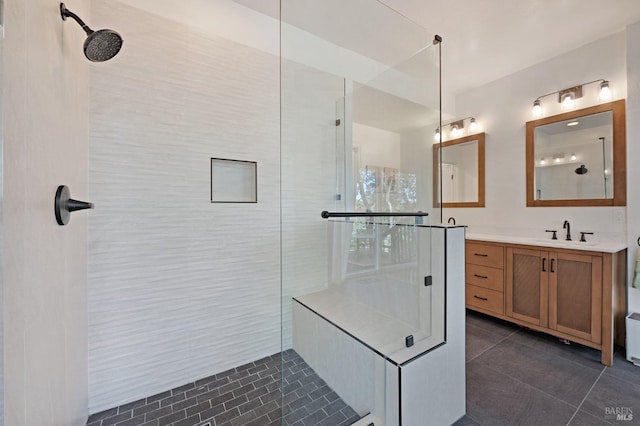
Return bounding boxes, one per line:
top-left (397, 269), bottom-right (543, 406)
top-left (526, 100), bottom-right (626, 207)
top-left (534, 111), bottom-right (613, 200)
top-left (434, 133), bottom-right (485, 207)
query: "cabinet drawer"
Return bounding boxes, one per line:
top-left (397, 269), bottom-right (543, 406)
top-left (466, 242), bottom-right (504, 269)
top-left (466, 264), bottom-right (504, 292)
top-left (466, 284), bottom-right (504, 315)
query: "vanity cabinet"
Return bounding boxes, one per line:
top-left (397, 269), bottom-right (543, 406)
top-left (466, 239), bottom-right (626, 366)
top-left (506, 248), bottom-right (602, 343)
top-left (465, 242), bottom-right (504, 315)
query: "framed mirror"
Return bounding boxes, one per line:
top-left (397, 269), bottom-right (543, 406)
top-left (526, 100), bottom-right (626, 207)
top-left (434, 132), bottom-right (485, 208)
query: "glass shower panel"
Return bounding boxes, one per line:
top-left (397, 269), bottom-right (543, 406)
top-left (281, 1), bottom-right (442, 424)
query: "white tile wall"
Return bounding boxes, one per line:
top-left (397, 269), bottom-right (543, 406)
top-left (88, 2), bottom-right (280, 412)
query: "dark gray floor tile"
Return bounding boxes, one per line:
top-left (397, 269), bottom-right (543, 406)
top-left (147, 390), bottom-right (172, 404)
top-left (132, 401), bottom-right (159, 417)
top-left (466, 310), bottom-right (519, 336)
top-left (215, 407), bottom-right (240, 424)
top-left (157, 409), bottom-right (186, 426)
top-left (144, 406), bottom-right (172, 422)
top-left (581, 374), bottom-right (640, 424)
top-left (245, 414), bottom-right (273, 426)
top-left (474, 339), bottom-right (603, 406)
top-left (172, 413), bottom-right (201, 426)
top-left (568, 409), bottom-right (616, 425)
top-left (114, 414), bottom-right (145, 426)
top-left (87, 350), bottom-right (362, 426)
top-left (466, 323), bottom-right (511, 361)
top-left (88, 408), bottom-right (118, 423)
top-left (505, 328), bottom-right (603, 371)
top-left (103, 411), bottom-right (133, 426)
top-left (185, 400), bottom-right (211, 417)
top-left (466, 360), bottom-right (576, 425)
top-left (603, 350), bottom-right (640, 386)
top-left (452, 415), bottom-right (481, 425)
top-left (228, 410), bottom-right (258, 426)
top-left (119, 399), bottom-right (147, 413)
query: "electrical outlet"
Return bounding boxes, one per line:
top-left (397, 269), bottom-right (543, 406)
top-left (614, 208), bottom-right (625, 224)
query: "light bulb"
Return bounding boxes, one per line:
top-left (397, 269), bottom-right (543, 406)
top-left (599, 81), bottom-right (611, 101)
top-left (554, 157), bottom-right (561, 163)
top-left (561, 93), bottom-right (575, 109)
top-left (469, 118), bottom-right (478, 132)
top-left (570, 154), bottom-right (577, 161)
top-left (540, 159), bottom-right (546, 165)
top-left (532, 100), bottom-right (542, 117)
top-left (434, 128), bottom-right (440, 141)
top-left (451, 125), bottom-right (461, 138)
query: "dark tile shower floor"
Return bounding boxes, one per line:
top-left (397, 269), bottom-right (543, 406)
top-left (86, 349), bottom-right (361, 426)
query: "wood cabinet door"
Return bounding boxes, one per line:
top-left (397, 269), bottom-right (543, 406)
top-left (548, 252), bottom-right (602, 343)
top-left (506, 247), bottom-right (548, 327)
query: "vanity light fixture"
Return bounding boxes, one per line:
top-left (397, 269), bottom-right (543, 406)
top-left (532, 100), bottom-right (542, 117)
top-left (561, 92), bottom-right (575, 109)
top-left (469, 118), bottom-right (479, 132)
top-left (450, 123), bottom-right (462, 138)
top-left (570, 153), bottom-right (577, 161)
top-left (434, 116), bottom-right (479, 142)
top-left (540, 158), bottom-right (546, 165)
top-left (599, 80), bottom-right (611, 101)
top-left (531, 79), bottom-right (610, 117)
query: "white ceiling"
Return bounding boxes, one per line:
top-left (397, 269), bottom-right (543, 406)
top-left (234, 0), bottom-right (640, 95)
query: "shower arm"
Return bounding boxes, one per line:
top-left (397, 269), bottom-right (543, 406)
top-left (60, 3), bottom-right (94, 35)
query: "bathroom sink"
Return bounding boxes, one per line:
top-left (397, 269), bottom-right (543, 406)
top-left (525, 239), bottom-right (599, 249)
top-left (466, 233), bottom-right (627, 254)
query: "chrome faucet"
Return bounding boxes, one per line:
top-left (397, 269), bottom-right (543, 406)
top-left (448, 217), bottom-right (456, 225)
top-left (563, 220), bottom-right (571, 241)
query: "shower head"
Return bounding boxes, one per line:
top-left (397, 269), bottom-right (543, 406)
top-left (60, 3), bottom-right (123, 62)
top-left (575, 164), bottom-right (589, 175)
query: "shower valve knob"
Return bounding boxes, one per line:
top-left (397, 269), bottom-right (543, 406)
top-left (55, 185), bottom-right (94, 226)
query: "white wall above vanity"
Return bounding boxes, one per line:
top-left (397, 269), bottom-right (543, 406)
top-left (443, 28), bottom-right (640, 314)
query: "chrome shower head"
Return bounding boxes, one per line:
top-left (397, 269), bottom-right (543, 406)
top-left (60, 3), bottom-right (123, 62)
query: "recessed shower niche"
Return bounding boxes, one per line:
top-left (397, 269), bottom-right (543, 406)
top-left (210, 157), bottom-right (257, 203)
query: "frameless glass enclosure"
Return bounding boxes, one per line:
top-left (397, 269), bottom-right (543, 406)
top-left (281, 1), bottom-right (444, 423)
top-left (1, 0), bottom-right (452, 424)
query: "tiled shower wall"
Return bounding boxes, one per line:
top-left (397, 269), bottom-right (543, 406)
top-left (87, 2), bottom-right (281, 412)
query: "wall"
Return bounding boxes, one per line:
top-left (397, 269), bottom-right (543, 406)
top-left (87, 1), bottom-right (280, 412)
top-left (2, 0), bottom-right (90, 424)
top-left (353, 124), bottom-right (401, 170)
top-left (447, 31), bottom-right (627, 243)
top-left (625, 22), bottom-right (640, 313)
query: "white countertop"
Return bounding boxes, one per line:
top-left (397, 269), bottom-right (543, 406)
top-left (466, 232), bottom-right (627, 253)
